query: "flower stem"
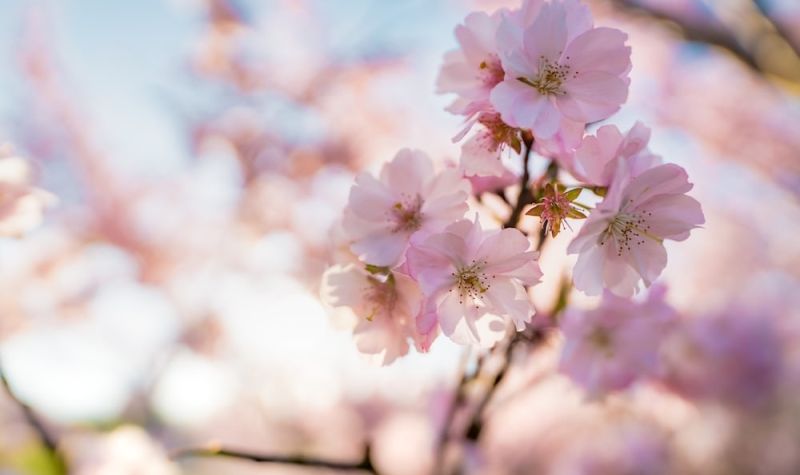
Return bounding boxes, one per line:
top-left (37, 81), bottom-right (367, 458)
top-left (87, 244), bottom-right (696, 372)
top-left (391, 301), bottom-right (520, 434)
top-left (174, 445), bottom-right (378, 473)
top-left (503, 136), bottom-right (535, 228)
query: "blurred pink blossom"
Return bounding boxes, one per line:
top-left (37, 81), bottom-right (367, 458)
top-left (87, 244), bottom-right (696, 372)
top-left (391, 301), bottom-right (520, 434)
top-left (559, 286), bottom-right (677, 396)
top-left (63, 426), bottom-right (178, 475)
top-left (661, 309), bottom-right (784, 409)
top-left (0, 144), bottom-right (55, 237)
top-left (321, 263), bottom-right (428, 363)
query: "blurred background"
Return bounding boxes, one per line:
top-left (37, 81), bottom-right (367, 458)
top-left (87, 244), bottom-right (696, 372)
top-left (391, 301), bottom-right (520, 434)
top-left (0, 0), bottom-right (798, 473)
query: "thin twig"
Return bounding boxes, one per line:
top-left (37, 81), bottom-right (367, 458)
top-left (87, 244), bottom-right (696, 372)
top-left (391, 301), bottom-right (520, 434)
top-left (503, 137), bottom-right (535, 229)
top-left (463, 335), bottom-right (519, 442)
top-left (433, 348), bottom-right (473, 474)
top-left (0, 359), bottom-right (66, 473)
top-left (174, 445), bottom-right (378, 473)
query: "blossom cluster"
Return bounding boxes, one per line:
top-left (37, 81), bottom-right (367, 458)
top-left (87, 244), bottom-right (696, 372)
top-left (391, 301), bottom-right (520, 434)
top-left (0, 144), bottom-right (54, 237)
top-left (322, 0), bottom-right (704, 398)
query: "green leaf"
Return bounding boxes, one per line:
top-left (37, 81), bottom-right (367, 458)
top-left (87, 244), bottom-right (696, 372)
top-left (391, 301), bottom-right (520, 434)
top-left (567, 208), bottom-right (587, 219)
top-left (364, 264), bottom-right (390, 275)
top-left (564, 188), bottom-right (582, 201)
top-left (525, 204), bottom-right (544, 217)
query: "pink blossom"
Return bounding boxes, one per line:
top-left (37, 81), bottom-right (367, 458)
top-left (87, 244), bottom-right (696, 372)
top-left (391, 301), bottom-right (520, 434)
top-left (465, 165), bottom-right (518, 195)
top-left (491, 0), bottom-right (631, 139)
top-left (437, 11), bottom-right (505, 117)
top-left (321, 263), bottom-right (429, 364)
top-left (559, 286), bottom-right (677, 396)
top-left (532, 116), bottom-right (585, 165)
top-left (660, 309), bottom-right (784, 409)
top-left (568, 121), bottom-right (661, 186)
top-left (406, 219), bottom-right (542, 346)
top-left (342, 149), bottom-right (470, 267)
top-left (0, 144), bottom-right (55, 236)
top-left (456, 111), bottom-right (522, 177)
top-left (567, 162), bottom-right (704, 296)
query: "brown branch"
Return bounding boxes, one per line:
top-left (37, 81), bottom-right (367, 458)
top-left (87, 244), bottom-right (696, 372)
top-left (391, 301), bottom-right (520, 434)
top-left (503, 136), bottom-right (535, 229)
top-left (463, 335), bottom-right (519, 442)
top-left (433, 349), bottom-right (478, 474)
top-left (610, 0), bottom-right (758, 70)
top-left (174, 445), bottom-right (378, 473)
top-left (751, 0), bottom-right (800, 59)
top-left (0, 360), bottom-right (67, 473)
top-left (612, 0), bottom-right (800, 85)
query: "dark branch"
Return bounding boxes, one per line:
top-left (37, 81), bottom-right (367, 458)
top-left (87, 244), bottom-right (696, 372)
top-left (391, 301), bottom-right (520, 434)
top-left (465, 336), bottom-right (515, 441)
top-left (612, 0), bottom-right (800, 85)
top-left (504, 136), bottom-right (535, 229)
top-left (433, 349), bottom-right (477, 474)
top-left (174, 445), bottom-right (378, 473)
top-left (751, 0), bottom-right (800, 59)
top-left (610, 0), bottom-right (759, 69)
top-left (0, 359), bottom-right (66, 473)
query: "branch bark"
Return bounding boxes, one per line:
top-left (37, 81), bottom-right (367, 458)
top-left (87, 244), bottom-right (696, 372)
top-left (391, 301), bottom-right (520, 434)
top-left (174, 445), bottom-right (378, 473)
top-left (0, 358), bottom-right (67, 473)
top-left (504, 137), bottom-right (535, 229)
top-left (610, 0), bottom-right (800, 85)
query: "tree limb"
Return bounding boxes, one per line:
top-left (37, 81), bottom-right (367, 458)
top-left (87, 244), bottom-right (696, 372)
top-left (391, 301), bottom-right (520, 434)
top-left (174, 444), bottom-right (378, 473)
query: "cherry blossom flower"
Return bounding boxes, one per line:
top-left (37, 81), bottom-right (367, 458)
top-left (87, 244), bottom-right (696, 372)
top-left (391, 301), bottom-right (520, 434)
top-left (559, 286), bottom-right (677, 396)
top-left (567, 161), bottom-right (704, 296)
top-left (456, 111), bottom-right (522, 178)
top-left (0, 144), bottom-right (55, 236)
top-left (568, 121), bottom-right (661, 186)
top-left (437, 10), bottom-right (506, 117)
top-left (342, 149), bottom-right (470, 267)
top-left (406, 219), bottom-right (542, 346)
top-left (491, 0), bottom-right (631, 139)
top-left (322, 263), bottom-right (428, 364)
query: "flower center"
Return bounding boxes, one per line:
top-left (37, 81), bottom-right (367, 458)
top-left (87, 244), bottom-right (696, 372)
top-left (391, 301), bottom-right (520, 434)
top-left (599, 209), bottom-right (657, 256)
top-left (518, 57), bottom-right (571, 96)
top-left (478, 54), bottom-right (504, 88)
top-left (541, 192), bottom-right (571, 231)
top-left (451, 260), bottom-right (492, 305)
top-left (478, 112), bottom-right (518, 154)
top-left (589, 327), bottom-right (614, 356)
top-left (364, 275), bottom-right (398, 321)
top-left (389, 193), bottom-right (424, 233)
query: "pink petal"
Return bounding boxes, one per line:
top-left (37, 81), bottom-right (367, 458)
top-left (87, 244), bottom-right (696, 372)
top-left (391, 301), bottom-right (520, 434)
top-left (380, 149), bottom-right (432, 197)
top-left (522, 2), bottom-right (568, 66)
top-left (350, 230), bottom-right (409, 267)
top-left (642, 194), bottom-right (705, 241)
top-left (623, 163), bottom-right (693, 209)
top-left (532, 98), bottom-right (562, 139)
top-left (563, 27), bottom-right (631, 75)
top-left (623, 237), bottom-right (667, 288)
top-left (490, 80), bottom-right (548, 129)
top-left (460, 132), bottom-right (508, 177)
top-left (348, 173), bottom-right (396, 221)
top-left (485, 280), bottom-right (534, 330)
top-left (560, 71), bottom-right (628, 122)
